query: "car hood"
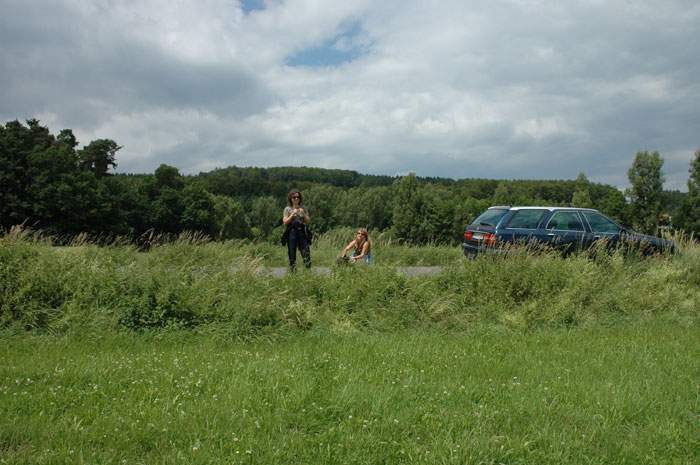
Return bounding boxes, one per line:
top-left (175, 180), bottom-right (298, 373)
top-left (622, 231), bottom-right (675, 249)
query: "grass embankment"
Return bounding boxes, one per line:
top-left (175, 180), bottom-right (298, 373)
top-left (1, 230), bottom-right (699, 463)
top-left (2, 326), bottom-right (699, 465)
top-left (1, 229), bottom-right (699, 334)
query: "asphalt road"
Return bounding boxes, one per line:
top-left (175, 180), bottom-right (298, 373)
top-left (263, 266), bottom-right (443, 278)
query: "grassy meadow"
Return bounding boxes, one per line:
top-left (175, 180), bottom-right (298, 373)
top-left (2, 326), bottom-right (699, 465)
top-left (1, 228), bottom-right (699, 464)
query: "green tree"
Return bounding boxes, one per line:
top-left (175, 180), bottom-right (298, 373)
top-left (150, 187), bottom-right (184, 233)
top-left (490, 181), bottom-right (537, 206)
top-left (571, 173), bottom-right (593, 208)
top-left (304, 185), bottom-right (340, 233)
top-left (492, 182), bottom-right (512, 205)
top-left (249, 196), bottom-right (279, 240)
top-left (390, 174), bottom-right (454, 243)
top-left (391, 173), bottom-right (420, 243)
top-left (363, 187), bottom-right (394, 231)
top-left (102, 176), bottom-right (150, 236)
top-left (336, 187), bottom-right (393, 231)
top-left (212, 195), bottom-right (250, 239)
top-left (419, 184), bottom-right (458, 243)
top-left (0, 120), bottom-right (34, 228)
top-left (78, 139), bottom-right (120, 177)
top-left (597, 188), bottom-right (629, 225)
top-left (627, 151), bottom-right (664, 233)
top-left (181, 184), bottom-right (216, 234)
top-left (571, 189), bottom-right (593, 208)
top-left (57, 129), bottom-right (78, 149)
top-left (154, 164), bottom-right (184, 190)
top-left (142, 165), bottom-right (186, 234)
top-left (27, 154), bottom-right (105, 234)
top-left (0, 119), bottom-right (117, 235)
top-left (675, 149), bottom-right (700, 236)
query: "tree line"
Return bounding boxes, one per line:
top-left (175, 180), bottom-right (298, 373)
top-left (1, 119), bottom-right (699, 243)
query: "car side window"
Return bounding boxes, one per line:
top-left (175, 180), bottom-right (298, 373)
top-left (546, 212), bottom-right (585, 231)
top-left (583, 212), bottom-right (621, 233)
top-left (506, 210), bottom-right (546, 229)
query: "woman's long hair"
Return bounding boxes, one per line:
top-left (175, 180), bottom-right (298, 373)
top-left (287, 189), bottom-right (303, 206)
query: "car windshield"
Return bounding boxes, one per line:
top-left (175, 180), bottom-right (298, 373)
top-left (472, 208), bottom-right (508, 227)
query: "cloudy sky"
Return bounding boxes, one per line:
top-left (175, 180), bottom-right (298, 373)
top-left (1, 0), bottom-right (698, 189)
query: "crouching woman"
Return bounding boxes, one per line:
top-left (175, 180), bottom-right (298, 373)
top-left (340, 228), bottom-right (372, 264)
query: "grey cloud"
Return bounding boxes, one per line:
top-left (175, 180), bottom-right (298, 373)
top-left (98, 42), bottom-right (273, 116)
top-left (2, 44), bottom-right (272, 128)
top-left (0, 1), bottom-right (273, 129)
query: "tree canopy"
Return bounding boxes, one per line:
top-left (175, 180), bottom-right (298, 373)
top-left (1, 119), bottom-right (695, 243)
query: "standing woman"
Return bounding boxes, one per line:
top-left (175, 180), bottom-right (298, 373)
top-left (282, 189), bottom-right (311, 270)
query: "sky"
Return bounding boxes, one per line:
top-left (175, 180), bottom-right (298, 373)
top-left (1, 0), bottom-right (699, 190)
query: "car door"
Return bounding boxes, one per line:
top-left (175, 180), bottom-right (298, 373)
top-left (536, 211), bottom-right (587, 253)
top-left (581, 211), bottom-right (622, 249)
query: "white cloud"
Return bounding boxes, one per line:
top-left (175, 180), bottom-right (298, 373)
top-left (514, 118), bottom-right (576, 141)
top-left (1, 0), bottom-right (699, 189)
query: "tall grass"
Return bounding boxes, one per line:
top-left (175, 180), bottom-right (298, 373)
top-left (1, 227), bottom-right (697, 335)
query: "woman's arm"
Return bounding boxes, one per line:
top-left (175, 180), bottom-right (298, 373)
top-left (341, 240), bottom-right (356, 256)
top-left (283, 207), bottom-right (309, 225)
top-left (282, 208), bottom-right (294, 225)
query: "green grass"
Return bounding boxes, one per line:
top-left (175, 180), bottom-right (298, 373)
top-left (1, 230), bottom-right (699, 463)
top-left (2, 229), bottom-right (699, 334)
top-left (1, 325), bottom-right (698, 464)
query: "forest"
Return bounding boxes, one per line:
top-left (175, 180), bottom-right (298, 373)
top-left (2, 119), bottom-right (699, 243)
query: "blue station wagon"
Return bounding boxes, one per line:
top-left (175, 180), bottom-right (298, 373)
top-left (462, 206), bottom-right (675, 258)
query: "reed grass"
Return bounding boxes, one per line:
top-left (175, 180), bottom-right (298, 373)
top-left (1, 227), bottom-right (697, 335)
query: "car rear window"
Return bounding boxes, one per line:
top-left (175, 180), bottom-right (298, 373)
top-left (506, 209), bottom-right (546, 229)
top-left (472, 208), bottom-right (508, 227)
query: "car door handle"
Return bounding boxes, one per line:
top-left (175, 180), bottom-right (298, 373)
top-left (593, 235), bottom-right (602, 239)
top-left (547, 233), bottom-right (555, 237)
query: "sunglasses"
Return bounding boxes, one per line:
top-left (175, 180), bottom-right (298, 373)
top-left (291, 195), bottom-right (300, 199)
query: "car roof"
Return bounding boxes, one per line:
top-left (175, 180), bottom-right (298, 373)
top-left (488, 206), bottom-right (599, 212)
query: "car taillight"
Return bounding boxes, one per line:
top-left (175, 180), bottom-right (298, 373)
top-left (464, 231), bottom-right (473, 241)
top-left (484, 232), bottom-right (496, 246)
